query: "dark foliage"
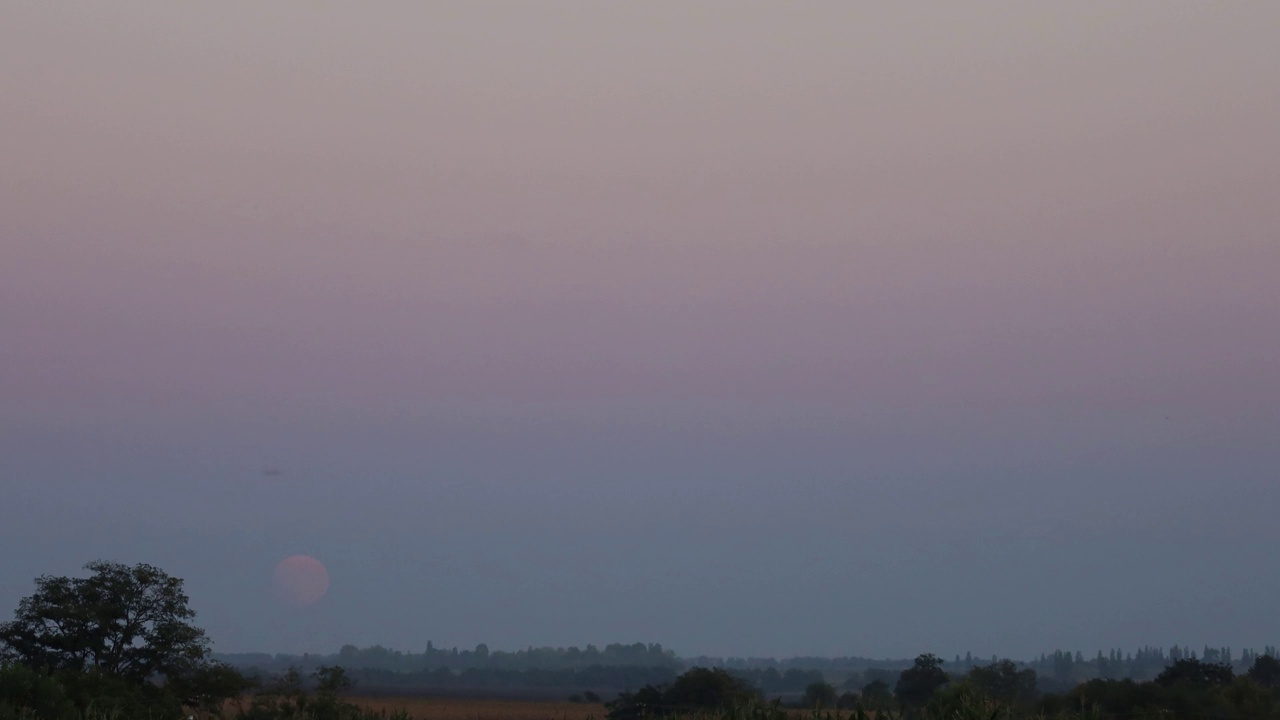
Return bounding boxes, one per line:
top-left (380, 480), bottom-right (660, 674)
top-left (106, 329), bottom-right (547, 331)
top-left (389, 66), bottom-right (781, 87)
top-left (861, 678), bottom-right (894, 710)
top-left (966, 659), bottom-right (1038, 703)
top-left (1154, 658), bottom-right (1235, 688)
top-left (0, 560), bottom-right (249, 718)
top-left (0, 560), bottom-right (209, 682)
top-left (607, 667), bottom-right (771, 719)
top-left (0, 662), bottom-right (77, 719)
top-left (1250, 655), bottom-right (1280, 689)
top-left (895, 653), bottom-right (948, 708)
top-left (801, 681), bottom-right (837, 708)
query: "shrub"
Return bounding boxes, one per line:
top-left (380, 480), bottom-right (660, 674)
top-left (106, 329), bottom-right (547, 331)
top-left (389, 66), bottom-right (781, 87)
top-left (0, 663), bottom-right (77, 720)
top-left (607, 667), bottom-right (768, 720)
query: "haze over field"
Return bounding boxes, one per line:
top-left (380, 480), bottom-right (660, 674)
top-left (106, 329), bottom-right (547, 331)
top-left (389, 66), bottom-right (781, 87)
top-left (2, 2), bottom-right (1278, 661)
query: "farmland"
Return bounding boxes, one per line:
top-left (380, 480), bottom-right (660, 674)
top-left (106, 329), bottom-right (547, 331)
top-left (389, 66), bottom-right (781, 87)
top-left (341, 696), bottom-right (604, 720)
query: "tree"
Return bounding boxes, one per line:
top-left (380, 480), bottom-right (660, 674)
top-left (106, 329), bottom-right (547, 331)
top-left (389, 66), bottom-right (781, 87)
top-left (665, 667), bottom-right (758, 709)
top-left (313, 665), bottom-right (351, 696)
top-left (166, 661), bottom-right (255, 712)
top-left (1153, 658), bottom-right (1234, 688)
top-left (895, 653), bottom-right (948, 708)
top-left (802, 680), bottom-right (837, 709)
top-left (861, 679), bottom-right (894, 710)
top-left (1247, 654), bottom-right (1280, 689)
top-left (966, 659), bottom-right (1038, 703)
top-left (0, 561), bottom-right (210, 683)
top-left (607, 667), bottom-right (765, 720)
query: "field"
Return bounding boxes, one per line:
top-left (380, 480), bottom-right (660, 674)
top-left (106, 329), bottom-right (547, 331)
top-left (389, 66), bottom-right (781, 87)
top-left (344, 696), bottom-right (606, 720)
top-left (340, 697), bottom-right (835, 720)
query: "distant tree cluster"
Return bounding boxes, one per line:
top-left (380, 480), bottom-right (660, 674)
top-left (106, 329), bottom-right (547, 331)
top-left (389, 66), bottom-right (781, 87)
top-left (222, 640), bottom-right (680, 675)
top-left (337, 663), bottom-right (678, 695)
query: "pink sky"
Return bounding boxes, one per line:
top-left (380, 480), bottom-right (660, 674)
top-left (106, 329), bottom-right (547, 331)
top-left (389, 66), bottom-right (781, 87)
top-left (5, 3), bottom-right (1277, 427)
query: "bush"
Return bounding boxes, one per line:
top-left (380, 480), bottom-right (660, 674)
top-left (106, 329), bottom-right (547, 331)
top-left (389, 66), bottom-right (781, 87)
top-left (0, 663), bottom-right (77, 720)
top-left (607, 667), bottom-right (770, 720)
top-left (1154, 659), bottom-right (1234, 689)
top-left (860, 679), bottom-right (895, 711)
top-left (1250, 655), bottom-right (1280, 689)
top-left (896, 654), bottom-right (949, 708)
top-left (965, 660), bottom-right (1038, 705)
top-left (802, 681), bottom-right (838, 709)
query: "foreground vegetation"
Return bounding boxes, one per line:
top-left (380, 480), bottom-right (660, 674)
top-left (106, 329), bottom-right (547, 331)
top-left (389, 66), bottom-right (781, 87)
top-left (5, 561), bottom-right (1280, 719)
top-left (601, 657), bottom-right (1280, 720)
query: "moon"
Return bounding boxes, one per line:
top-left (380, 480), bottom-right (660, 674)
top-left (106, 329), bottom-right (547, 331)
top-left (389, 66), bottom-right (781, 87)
top-left (272, 555), bottom-right (330, 607)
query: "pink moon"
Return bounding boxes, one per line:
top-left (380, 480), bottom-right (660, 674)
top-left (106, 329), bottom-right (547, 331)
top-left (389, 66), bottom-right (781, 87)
top-left (272, 555), bottom-right (330, 607)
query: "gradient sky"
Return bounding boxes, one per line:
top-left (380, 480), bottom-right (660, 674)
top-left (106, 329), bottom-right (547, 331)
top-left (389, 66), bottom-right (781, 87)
top-left (2, 2), bottom-right (1278, 661)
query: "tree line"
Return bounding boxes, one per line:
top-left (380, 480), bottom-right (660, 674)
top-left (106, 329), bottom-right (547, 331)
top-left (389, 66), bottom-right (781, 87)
top-left (219, 640), bottom-right (680, 675)
top-left (608, 654), bottom-right (1280, 720)
top-left (227, 642), bottom-right (1280, 696)
top-left (5, 560), bottom-right (1280, 720)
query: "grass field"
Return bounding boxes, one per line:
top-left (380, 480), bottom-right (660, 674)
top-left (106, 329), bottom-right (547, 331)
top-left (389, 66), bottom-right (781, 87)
top-left (343, 696), bottom-right (606, 720)
top-left (338, 697), bottom-right (847, 720)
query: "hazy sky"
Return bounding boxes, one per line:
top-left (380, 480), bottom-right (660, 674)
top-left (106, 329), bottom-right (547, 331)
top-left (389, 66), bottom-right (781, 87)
top-left (2, 2), bottom-right (1278, 661)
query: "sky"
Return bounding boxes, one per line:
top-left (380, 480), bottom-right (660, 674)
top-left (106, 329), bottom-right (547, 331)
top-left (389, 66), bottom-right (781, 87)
top-left (1, 2), bottom-right (1278, 662)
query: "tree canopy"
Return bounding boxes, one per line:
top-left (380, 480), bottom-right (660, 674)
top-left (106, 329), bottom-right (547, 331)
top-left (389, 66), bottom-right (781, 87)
top-left (0, 560), bottom-right (210, 682)
top-left (1250, 655), bottom-right (1280, 689)
top-left (967, 659), bottom-right (1038, 703)
top-left (895, 653), bottom-right (949, 708)
top-left (607, 667), bottom-right (769, 720)
top-left (1153, 658), bottom-right (1235, 688)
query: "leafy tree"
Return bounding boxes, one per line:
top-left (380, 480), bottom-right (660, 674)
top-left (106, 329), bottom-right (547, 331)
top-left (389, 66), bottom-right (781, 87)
top-left (861, 679), bottom-right (894, 710)
top-left (0, 560), bottom-right (210, 683)
top-left (1153, 658), bottom-right (1234, 688)
top-left (665, 667), bottom-right (758, 709)
top-left (895, 653), bottom-right (948, 708)
top-left (966, 659), bottom-right (1037, 703)
top-left (1248, 654), bottom-right (1280, 689)
top-left (607, 667), bottom-right (764, 720)
top-left (1222, 675), bottom-right (1280, 719)
top-left (802, 680), bottom-right (837, 709)
top-left (0, 560), bottom-right (250, 717)
top-left (303, 665), bottom-right (353, 719)
top-left (606, 682), bottom-right (665, 720)
top-left (313, 665), bottom-right (352, 696)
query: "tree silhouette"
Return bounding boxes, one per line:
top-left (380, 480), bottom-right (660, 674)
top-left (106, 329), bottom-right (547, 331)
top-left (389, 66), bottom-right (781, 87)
top-left (0, 560), bottom-right (210, 682)
top-left (1248, 655), bottom-right (1280, 689)
top-left (896, 653), bottom-right (948, 708)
